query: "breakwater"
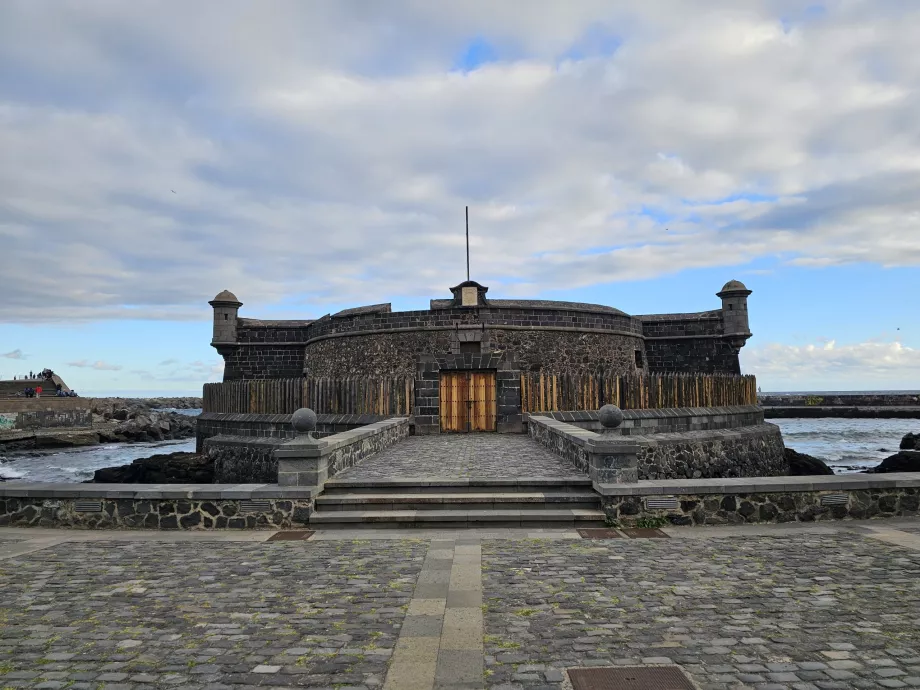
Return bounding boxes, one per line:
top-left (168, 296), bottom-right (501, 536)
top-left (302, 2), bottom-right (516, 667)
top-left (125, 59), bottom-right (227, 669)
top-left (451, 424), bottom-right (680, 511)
top-left (759, 393), bottom-right (920, 419)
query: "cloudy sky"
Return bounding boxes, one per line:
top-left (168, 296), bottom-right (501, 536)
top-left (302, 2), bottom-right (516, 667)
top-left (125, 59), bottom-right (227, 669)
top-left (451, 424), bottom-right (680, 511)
top-left (1, 0), bottom-right (918, 395)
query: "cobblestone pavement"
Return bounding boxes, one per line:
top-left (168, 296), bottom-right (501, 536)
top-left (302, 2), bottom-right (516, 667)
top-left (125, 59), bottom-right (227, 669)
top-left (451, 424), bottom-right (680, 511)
top-left (482, 533), bottom-right (920, 689)
top-left (0, 539), bottom-right (427, 689)
top-left (337, 435), bottom-right (585, 480)
top-left (1, 523), bottom-right (920, 689)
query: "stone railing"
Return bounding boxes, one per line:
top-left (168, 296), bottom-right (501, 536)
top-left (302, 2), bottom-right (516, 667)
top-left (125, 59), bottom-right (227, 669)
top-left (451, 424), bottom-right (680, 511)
top-left (196, 411), bottom-right (393, 451)
top-left (531, 405), bottom-right (764, 434)
top-left (203, 411), bottom-right (409, 486)
top-left (274, 412), bottom-right (409, 487)
top-left (531, 404), bottom-right (786, 480)
top-left (527, 414), bottom-right (639, 484)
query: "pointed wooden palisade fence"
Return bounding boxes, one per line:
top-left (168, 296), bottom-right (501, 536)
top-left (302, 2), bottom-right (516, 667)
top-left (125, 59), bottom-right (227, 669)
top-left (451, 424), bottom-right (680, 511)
top-left (203, 376), bottom-right (414, 416)
top-left (204, 373), bottom-right (755, 416)
top-left (520, 372), bottom-right (757, 413)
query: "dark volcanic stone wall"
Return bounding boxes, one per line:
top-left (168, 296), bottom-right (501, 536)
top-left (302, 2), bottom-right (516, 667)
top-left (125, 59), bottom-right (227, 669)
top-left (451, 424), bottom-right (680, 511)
top-left (489, 330), bottom-right (642, 374)
top-left (603, 488), bottom-right (920, 526)
top-left (641, 313), bottom-right (739, 374)
top-left (218, 344), bottom-right (305, 380)
top-left (636, 424), bottom-right (786, 479)
top-left (304, 331), bottom-right (452, 377)
top-left (220, 320), bottom-right (314, 380)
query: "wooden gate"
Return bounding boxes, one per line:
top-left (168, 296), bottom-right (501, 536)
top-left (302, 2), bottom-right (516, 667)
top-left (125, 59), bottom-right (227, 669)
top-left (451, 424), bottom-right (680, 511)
top-left (439, 371), bottom-right (497, 432)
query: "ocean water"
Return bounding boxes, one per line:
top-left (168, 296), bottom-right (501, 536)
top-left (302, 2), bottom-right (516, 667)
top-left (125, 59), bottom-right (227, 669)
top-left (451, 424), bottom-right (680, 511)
top-left (0, 408), bottom-right (201, 483)
top-left (772, 418), bottom-right (915, 474)
top-left (0, 438), bottom-right (197, 483)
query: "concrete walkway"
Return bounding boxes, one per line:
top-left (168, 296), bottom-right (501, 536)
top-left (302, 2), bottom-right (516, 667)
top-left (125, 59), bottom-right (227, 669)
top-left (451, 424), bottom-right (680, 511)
top-left (336, 435), bottom-right (585, 480)
top-left (0, 520), bottom-right (919, 689)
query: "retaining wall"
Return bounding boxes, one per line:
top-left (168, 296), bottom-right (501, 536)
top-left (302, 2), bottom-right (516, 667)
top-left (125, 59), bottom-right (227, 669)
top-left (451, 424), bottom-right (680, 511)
top-left (528, 409), bottom-right (786, 480)
top-left (598, 474), bottom-right (920, 525)
top-left (0, 484), bottom-right (312, 529)
top-left (633, 424), bottom-right (786, 479)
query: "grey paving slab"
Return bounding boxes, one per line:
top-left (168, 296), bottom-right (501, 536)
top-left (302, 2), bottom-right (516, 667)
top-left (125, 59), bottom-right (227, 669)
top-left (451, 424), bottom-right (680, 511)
top-left (336, 434), bottom-right (585, 480)
top-left (0, 539), bottom-right (427, 688)
top-left (481, 532), bottom-right (920, 689)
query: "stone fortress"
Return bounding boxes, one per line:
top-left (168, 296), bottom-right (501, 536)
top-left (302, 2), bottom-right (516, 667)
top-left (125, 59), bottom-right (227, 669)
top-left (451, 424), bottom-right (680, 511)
top-left (208, 278), bottom-right (755, 434)
top-left (196, 277), bottom-right (792, 500)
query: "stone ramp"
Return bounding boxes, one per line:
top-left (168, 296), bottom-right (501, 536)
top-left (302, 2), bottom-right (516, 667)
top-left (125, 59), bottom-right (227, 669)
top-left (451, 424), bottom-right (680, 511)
top-left (334, 434), bottom-right (586, 480)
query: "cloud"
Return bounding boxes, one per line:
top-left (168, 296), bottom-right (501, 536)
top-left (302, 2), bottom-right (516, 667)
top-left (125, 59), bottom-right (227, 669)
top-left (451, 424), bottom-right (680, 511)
top-left (1, 349), bottom-right (26, 360)
top-left (158, 359), bottom-right (179, 366)
top-left (743, 338), bottom-right (920, 389)
top-left (67, 359), bottom-right (123, 371)
top-left (0, 1), bottom-right (919, 322)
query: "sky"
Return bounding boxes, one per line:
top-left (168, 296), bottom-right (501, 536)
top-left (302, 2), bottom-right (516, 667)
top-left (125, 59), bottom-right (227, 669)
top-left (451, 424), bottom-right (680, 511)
top-left (0, 0), bottom-right (918, 396)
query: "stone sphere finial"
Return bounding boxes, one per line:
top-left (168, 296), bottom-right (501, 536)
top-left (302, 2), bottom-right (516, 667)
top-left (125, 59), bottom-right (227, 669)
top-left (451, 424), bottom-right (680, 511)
top-left (292, 408), bottom-right (317, 436)
top-left (598, 404), bottom-right (623, 429)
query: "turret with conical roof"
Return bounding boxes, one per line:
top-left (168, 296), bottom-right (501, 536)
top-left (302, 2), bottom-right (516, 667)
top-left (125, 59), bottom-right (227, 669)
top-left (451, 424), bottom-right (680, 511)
top-left (209, 290), bottom-right (243, 345)
top-left (716, 279), bottom-right (752, 349)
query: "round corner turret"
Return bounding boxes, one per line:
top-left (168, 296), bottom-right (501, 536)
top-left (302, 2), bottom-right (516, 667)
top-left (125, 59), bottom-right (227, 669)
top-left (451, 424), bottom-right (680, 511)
top-left (209, 290), bottom-right (242, 345)
top-left (717, 279), bottom-right (752, 348)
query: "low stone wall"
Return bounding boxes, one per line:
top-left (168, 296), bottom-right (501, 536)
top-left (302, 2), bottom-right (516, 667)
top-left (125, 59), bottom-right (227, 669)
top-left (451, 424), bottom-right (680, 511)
top-left (0, 484), bottom-right (313, 529)
top-left (634, 424), bottom-right (786, 479)
top-left (276, 417), bottom-right (411, 487)
top-left (532, 405), bottom-right (764, 434)
top-left (527, 416), bottom-right (639, 483)
top-left (529, 411), bottom-right (786, 480)
top-left (203, 417), bottom-right (411, 486)
top-left (204, 436), bottom-right (283, 483)
top-left (527, 416), bottom-right (591, 474)
top-left (597, 473), bottom-right (920, 525)
top-left (0, 398), bottom-right (94, 431)
top-left (196, 412), bottom-right (392, 452)
top-left (0, 398), bottom-right (94, 413)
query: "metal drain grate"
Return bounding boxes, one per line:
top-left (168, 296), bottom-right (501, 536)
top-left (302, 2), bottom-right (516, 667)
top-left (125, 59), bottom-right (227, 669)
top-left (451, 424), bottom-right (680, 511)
top-left (239, 499), bottom-right (272, 513)
top-left (74, 500), bottom-right (103, 513)
top-left (645, 496), bottom-right (678, 510)
top-left (820, 494), bottom-right (848, 506)
top-left (267, 531), bottom-right (314, 541)
top-left (568, 665), bottom-right (696, 690)
top-left (577, 528), bottom-right (624, 539)
top-left (621, 528), bottom-right (670, 539)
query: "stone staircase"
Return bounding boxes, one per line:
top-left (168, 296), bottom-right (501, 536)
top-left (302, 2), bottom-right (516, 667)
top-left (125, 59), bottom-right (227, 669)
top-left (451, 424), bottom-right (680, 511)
top-left (309, 477), bottom-right (605, 528)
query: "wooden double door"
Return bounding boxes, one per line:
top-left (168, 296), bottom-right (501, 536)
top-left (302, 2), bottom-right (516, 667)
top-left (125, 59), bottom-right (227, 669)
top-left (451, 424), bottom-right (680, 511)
top-left (439, 371), bottom-right (497, 432)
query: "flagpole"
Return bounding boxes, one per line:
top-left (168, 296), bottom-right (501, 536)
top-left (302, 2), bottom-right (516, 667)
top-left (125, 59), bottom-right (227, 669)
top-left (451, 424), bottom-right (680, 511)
top-left (465, 206), bottom-right (470, 281)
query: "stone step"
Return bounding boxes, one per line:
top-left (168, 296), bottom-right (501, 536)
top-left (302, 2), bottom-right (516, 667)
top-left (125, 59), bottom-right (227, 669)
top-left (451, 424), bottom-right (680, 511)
top-left (321, 477), bottom-right (593, 494)
top-left (315, 491), bottom-right (601, 511)
top-left (309, 507), bottom-right (606, 528)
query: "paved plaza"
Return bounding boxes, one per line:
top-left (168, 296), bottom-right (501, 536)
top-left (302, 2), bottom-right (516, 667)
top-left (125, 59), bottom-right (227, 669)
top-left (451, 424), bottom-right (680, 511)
top-left (336, 435), bottom-right (585, 480)
top-left (1, 521), bottom-right (919, 689)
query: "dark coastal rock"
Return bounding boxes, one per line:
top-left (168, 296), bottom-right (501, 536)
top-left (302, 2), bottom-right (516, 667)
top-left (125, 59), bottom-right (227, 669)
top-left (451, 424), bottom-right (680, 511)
top-left (865, 450), bottom-right (920, 474)
top-left (93, 405), bottom-right (197, 444)
top-left (33, 431), bottom-right (101, 448)
top-left (90, 452), bottom-right (214, 483)
top-left (785, 448), bottom-right (834, 475)
top-left (901, 432), bottom-right (919, 450)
